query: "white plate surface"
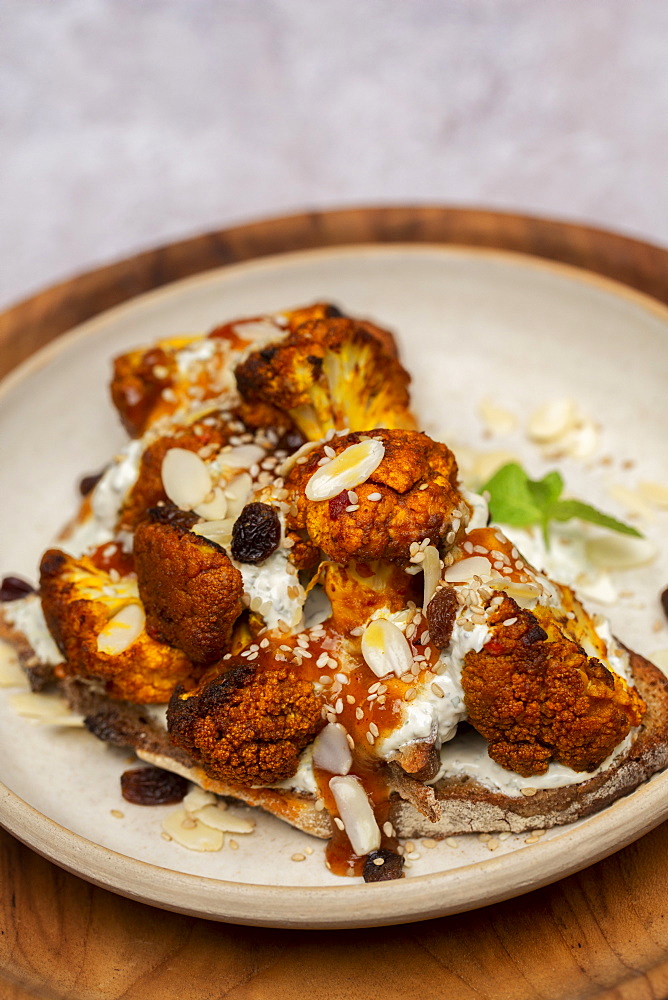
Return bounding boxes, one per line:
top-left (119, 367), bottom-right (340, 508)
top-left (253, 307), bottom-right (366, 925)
top-left (0, 244), bottom-right (667, 928)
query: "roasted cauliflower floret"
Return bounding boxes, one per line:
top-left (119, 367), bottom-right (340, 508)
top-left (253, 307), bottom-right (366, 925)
top-left (323, 560), bottom-right (419, 632)
top-left (134, 506), bottom-right (244, 665)
top-left (234, 316), bottom-right (415, 440)
top-left (40, 549), bottom-right (201, 703)
top-left (167, 663), bottom-right (324, 784)
top-left (285, 430), bottom-right (466, 563)
top-left (461, 596), bottom-right (646, 776)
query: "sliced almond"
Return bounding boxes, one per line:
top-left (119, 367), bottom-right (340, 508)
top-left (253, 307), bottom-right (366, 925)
top-left (361, 618), bottom-right (413, 678)
top-left (527, 398), bottom-right (578, 443)
top-left (193, 486), bottom-right (228, 520)
top-left (443, 556), bottom-right (493, 582)
top-left (329, 775), bottom-right (381, 856)
top-left (637, 481), bottom-right (668, 510)
top-left (607, 483), bottom-right (654, 520)
top-left (279, 439), bottom-right (322, 477)
top-left (585, 534), bottom-right (658, 570)
top-left (305, 439), bottom-right (385, 502)
top-left (312, 723), bottom-right (353, 775)
top-left (162, 806), bottom-right (224, 851)
top-left (219, 444), bottom-right (266, 469)
top-left (194, 804), bottom-right (255, 834)
top-left (97, 603), bottom-right (145, 655)
top-left (161, 448), bottom-right (212, 510)
top-left (183, 786), bottom-right (218, 815)
top-left (10, 691), bottom-right (84, 726)
top-left (477, 398), bottom-right (517, 436)
top-left (422, 545), bottom-right (442, 612)
top-left (192, 517), bottom-right (235, 548)
top-left (224, 472), bottom-right (253, 519)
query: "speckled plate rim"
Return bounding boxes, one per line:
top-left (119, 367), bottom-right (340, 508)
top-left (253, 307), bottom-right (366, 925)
top-left (0, 241), bottom-right (667, 929)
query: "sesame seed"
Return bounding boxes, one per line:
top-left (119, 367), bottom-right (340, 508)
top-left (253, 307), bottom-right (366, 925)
top-left (319, 674), bottom-right (332, 685)
top-left (326, 713), bottom-right (336, 724)
top-left (383, 822), bottom-right (395, 837)
top-left (229, 839), bottom-right (239, 850)
top-left (315, 798), bottom-right (326, 811)
top-left (405, 688), bottom-right (417, 701)
top-left (419, 483), bottom-right (429, 490)
top-left (346, 734), bottom-right (355, 749)
top-left (110, 809), bottom-right (124, 819)
top-left (478, 833), bottom-right (491, 842)
top-left (431, 682), bottom-right (445, 698)
top-left (407, 851), bottom-right (421, 861)
top-left (521, 787), bottom-right (537, 797)
top-left (503, 618), bottom-right (518, 627)
top-left (355, 707), bottom-right (364, 720)
top-left (291, 853), bottom-right (306, 862)
top-left (368, 492), bottom-right (382, 501)
top-left (372, 857), bottom-right (385, 866)
top-left (305, 846), bottom-right (314, 855)
top-left (405, 841), bottom-right (415, 852)
top-left (334, 817), bottom-right (345, 831)
top-left (487, 839), bottom-right (499, 851)
top-left (369, 682), bottom-right (380, 694)
top-left (369, 722), bottom-right (379, 737)
top-left (335, 673), bottom-right (348, 685)
top-left (446, 837), bottom-right (458, 848)
top-left (161, 832), bottom-right (172, 841)
top-left (412, 551), bottom-right (425, 563)
top-left (334, 698), bottom-right (343, 714)
top-left (347, 491), bottom-right (358, 504)
top-left (346, 694), bottom-right (355, 705)
top-left (366, 732), bottom-right (375, 745)
top-left (422, 838), bottom-right (438, 848)
top-left (498, 832), bottom-right (511, 841)
top-left (345, 505), bottom-right (360, 513)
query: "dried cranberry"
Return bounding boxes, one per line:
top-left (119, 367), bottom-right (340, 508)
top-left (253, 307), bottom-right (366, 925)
top-left (328, 491), bottom-right (350, 521)
top-left (661, 587), bottom-right (668, 623)
top-left (120, 767), bottom-right (189, 806)
top-left (363, 848), bottom-right (405, 882)
top-left (427, 585), bottom-right (458, 647)
top-left (0, 576), bottom-right (35, 602)
top-left (78, 469), bottom-right (105, 496)
top-left (231, 502), bottom-right (281, 564)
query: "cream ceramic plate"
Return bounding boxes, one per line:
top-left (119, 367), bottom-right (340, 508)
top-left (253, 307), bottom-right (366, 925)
top-left (1, 245), bottom-right (667, 928)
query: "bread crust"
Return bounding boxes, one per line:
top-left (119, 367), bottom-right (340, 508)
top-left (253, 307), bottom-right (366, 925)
top-left (3, 604), bottom-right (667, 841)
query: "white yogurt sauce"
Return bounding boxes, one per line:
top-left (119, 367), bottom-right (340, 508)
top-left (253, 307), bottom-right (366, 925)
top-left (236, 547), bottom-right (306, 632)
top-left (2, 595), bottom-right (61, 665)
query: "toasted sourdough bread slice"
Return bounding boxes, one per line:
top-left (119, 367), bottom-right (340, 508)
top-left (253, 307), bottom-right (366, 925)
top-left (3, 599), bottom-right (665, 842)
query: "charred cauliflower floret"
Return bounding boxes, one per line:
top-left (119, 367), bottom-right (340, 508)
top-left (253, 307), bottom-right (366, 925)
top-left (285, 430), bottom-right (466, 563)
top-left (234, 316), bottom-right (415, 440)
top-left (134, 506), bottom-right (244, 665)
top-left (167, 663), bottom-right (324, 784)
top-left (461, 596), bottom-right (646, 776)
top-left (40, 549), bottom-right (201, 703)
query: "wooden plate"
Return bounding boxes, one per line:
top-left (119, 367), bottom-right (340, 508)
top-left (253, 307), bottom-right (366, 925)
top-left (1, 208), bottom-right (667, 998)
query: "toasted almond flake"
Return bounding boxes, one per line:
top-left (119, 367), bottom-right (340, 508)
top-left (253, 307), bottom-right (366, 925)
top-left (193, 486), bottom-right (228, 520)
top-left (161, 448), bottom-right (212, 510)
top-left (361, 618), bottom-right (413, 678)
top-left (329, 776), bottom-right (381, 855)
top-left (9, 691), bottom-right (85, 726)
top-left (219, 444), bottom-right (266, 470)
top-left (607, 482), bottom-right (654, 520)
top-left (527, 398), bottom-right (579, 443)
top-left (443, 556), bottom-right (493, 583)
top-left (195, 805), bottom-right (255, 834)
top-left (97, 603), bottom-right (145, 656)
top-left (183, 786), bottom-right (218, 814)
top-left (305, 439), bottom-right (385, 501)
top-left (421, 545), bottom-right (442, 611)
top-left (162, 807), bottom-right (224, 851)
top-left (637, 480), bottom-right (668, 510)
top-left (192, 517), bottom-right (235, 547)
top-left (312, 722), bottom-right (353, 775)
top-left (478, 397), bottom-right (517, 436)
top-left (585, 534), bottom-right (658, 570)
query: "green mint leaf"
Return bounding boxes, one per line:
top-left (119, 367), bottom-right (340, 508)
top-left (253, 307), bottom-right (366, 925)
top-left (549, 499), bottom-right (642, 537)
top-left (481, 463), bottom-right (543, 527)
top-left (526, 469), bottom-right (563, 509)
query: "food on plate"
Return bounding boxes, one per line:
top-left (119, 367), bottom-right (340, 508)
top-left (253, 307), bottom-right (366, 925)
top-left (1, 301), bottom-right (667, 882)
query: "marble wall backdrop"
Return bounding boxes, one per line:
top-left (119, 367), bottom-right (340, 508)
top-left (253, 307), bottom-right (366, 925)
top-left (0, 0), bottom-right (666, 307)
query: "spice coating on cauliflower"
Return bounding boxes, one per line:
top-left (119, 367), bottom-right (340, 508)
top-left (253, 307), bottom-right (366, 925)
top-left (461, 596), bottom-right (646, 776)
top-left (285, 429), bottom-right (466, 564)
top-left (134, 507), bottom-right (244, 665)
top-left (167, 663), bottom-right (324, 784)
top-left (234, 316), bottom-right (415, 440)
top-left (40, 549), bottom-right (201, 703)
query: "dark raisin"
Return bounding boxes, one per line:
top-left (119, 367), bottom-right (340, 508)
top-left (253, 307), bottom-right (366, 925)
top-left (363, 848), bottom-right (405, 883)
top-left (0, 576), bottom-right (35, 602)
top-left (427, 585), bottom-right (458, 647)
top-left (277, 426), bottom-right (307, 454)
top-left (231, 502), bottom-right (281, 564)
top-left (78, 469), bottom-right (105, 496)
top-left (661, 587), bottom-right (668, 622)
top-left (147, 503), bottom-right (198, 530)
top-left (120, 767), bottom-right (189, 806)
